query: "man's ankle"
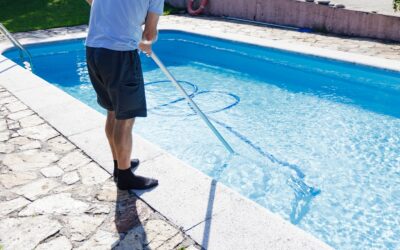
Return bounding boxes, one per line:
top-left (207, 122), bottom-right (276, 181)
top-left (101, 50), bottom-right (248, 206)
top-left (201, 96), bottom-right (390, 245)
top-left (113, 159), bottom-right (140, 174)
top-left (118, 166), bottom-right (130, 170)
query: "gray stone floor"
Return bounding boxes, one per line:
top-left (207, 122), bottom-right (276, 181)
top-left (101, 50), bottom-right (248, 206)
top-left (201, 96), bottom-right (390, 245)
top-left (0, 86), bottom-right (201, 250)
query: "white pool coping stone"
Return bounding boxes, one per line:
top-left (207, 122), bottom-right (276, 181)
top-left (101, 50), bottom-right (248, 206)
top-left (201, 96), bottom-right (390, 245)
top-left (3, 23), bottom-right (398, 250)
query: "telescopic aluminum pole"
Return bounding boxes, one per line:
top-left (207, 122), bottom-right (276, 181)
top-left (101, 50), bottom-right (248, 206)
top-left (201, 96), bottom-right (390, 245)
top-left (150, 52), bottom-right (235, 154)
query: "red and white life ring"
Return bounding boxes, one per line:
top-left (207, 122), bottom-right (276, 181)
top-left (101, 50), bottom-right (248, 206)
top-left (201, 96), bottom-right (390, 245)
top-left (187, 0), bottom-right (208, 16)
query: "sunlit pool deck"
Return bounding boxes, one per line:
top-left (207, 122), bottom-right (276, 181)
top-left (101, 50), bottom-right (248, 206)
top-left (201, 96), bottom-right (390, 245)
top-left (1, 15), bottom-right (399, 249)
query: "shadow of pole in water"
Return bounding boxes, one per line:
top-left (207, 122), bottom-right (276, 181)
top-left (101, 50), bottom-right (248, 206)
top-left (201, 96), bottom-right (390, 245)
top-left (209, 117), bottom-right (321, 225)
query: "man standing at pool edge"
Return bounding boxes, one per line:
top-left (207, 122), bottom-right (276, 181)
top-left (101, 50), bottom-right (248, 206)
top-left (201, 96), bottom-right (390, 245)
top-left (85, 0), bottom-right (164, 190)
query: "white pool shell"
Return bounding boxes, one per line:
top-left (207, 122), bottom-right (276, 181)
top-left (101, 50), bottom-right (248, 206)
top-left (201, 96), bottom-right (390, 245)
top-left (1, 23), bottom-right (399, 249)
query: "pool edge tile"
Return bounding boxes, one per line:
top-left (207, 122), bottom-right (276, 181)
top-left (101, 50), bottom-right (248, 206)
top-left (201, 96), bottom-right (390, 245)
top-left (157, 24), bottom-right (400, 73)
top-left (184, 184), bottom-right (333, 250)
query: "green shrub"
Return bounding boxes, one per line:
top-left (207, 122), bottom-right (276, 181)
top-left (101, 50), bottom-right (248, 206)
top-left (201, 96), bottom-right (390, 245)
top-left (164, 2), bottom-right (183, 15)
top-left (0, 0), bottom-right (90, 32)
top-left (395, 0), bottom-right (400, 11)
top-left (0, 0), bottom-right (179, 33)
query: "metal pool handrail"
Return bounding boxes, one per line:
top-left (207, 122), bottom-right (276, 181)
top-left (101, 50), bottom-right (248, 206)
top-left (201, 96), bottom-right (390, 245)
top-left (151, 52), bottom-right (235, 154)
top-left (0, 23), bottom-right (33, 71)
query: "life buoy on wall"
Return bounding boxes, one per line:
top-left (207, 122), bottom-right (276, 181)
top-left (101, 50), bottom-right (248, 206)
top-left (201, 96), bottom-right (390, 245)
top-left (187, 0), bottom-right (208, 15)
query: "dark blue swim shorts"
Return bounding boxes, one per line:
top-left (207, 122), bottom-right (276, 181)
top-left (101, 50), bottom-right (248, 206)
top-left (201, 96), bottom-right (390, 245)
top-left (86, 47), bottom-right (147, 120)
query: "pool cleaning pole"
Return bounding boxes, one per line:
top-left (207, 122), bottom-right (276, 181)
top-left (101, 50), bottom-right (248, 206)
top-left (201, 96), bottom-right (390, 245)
top-left (150, 52), bottom-right (235, 154)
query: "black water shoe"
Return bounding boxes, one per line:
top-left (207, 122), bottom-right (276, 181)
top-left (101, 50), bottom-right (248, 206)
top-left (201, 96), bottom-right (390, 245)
top-left (117, 168), bottom-right (158, 190)
top-left (113, 159), bottom-right (140, 182)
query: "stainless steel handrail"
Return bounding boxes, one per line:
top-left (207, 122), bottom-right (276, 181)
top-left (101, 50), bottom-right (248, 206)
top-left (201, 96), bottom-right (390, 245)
top-left (0, 23), bottom-right (33, 71)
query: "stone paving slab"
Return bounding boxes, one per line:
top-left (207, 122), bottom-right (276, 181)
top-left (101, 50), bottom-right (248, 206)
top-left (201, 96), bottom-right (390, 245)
top-left (0, 87), bottom-right (201, 250)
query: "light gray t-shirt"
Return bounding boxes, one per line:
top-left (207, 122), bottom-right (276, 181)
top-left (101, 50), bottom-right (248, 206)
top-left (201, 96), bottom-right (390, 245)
top-left (85, 0), bottom-right (164, 51)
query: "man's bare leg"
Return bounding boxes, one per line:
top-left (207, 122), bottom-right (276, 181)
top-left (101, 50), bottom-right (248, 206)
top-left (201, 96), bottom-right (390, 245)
top-left (106, 111), bottom-right (139, 182)
top-left (105, 111), bottom-right (118, 160)
top-left (113, 118), bottom-right (158, 190)
top-left (113, 118), bottom-right (135, 170)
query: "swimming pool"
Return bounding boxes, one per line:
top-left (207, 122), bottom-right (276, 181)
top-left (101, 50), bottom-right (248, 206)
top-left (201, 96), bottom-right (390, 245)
top-left (3, 30), bottom-right (400, 249)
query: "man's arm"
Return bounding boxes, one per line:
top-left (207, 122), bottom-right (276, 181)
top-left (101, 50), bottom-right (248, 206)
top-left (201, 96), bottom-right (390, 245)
top-left (139, 12), bottom-right (161, 55)
top-left (86, 0), bottom-right (92, 6)
top-left (143, 13), bottom-right (160, 43)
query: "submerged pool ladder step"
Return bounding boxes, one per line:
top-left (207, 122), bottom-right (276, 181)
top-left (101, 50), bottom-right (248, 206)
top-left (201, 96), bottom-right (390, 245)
top-left (0, 23), bottom-right (34, 71)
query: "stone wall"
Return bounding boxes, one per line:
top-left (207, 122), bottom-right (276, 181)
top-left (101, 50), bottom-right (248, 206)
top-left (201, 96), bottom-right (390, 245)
top-left (166, 0), bottom-right (400, 41)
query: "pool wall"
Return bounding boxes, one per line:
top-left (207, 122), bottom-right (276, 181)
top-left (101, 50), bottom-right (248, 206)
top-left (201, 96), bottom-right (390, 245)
top-left (167, 0), bottom-right (400, 42)
top-left (1, 23), bottom-right (399, 249)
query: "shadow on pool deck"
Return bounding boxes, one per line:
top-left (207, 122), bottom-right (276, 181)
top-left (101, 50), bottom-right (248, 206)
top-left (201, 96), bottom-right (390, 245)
top-left (201, 179), bottom-right (217, 249)
top-left (0, 64), bottom-right (17, 74)
top-left (112, 189), bottom-right (148, 249)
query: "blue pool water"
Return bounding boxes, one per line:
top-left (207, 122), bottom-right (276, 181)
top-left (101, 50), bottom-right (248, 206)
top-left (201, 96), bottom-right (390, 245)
top-left (3, 31), bottom-right (400, 249)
